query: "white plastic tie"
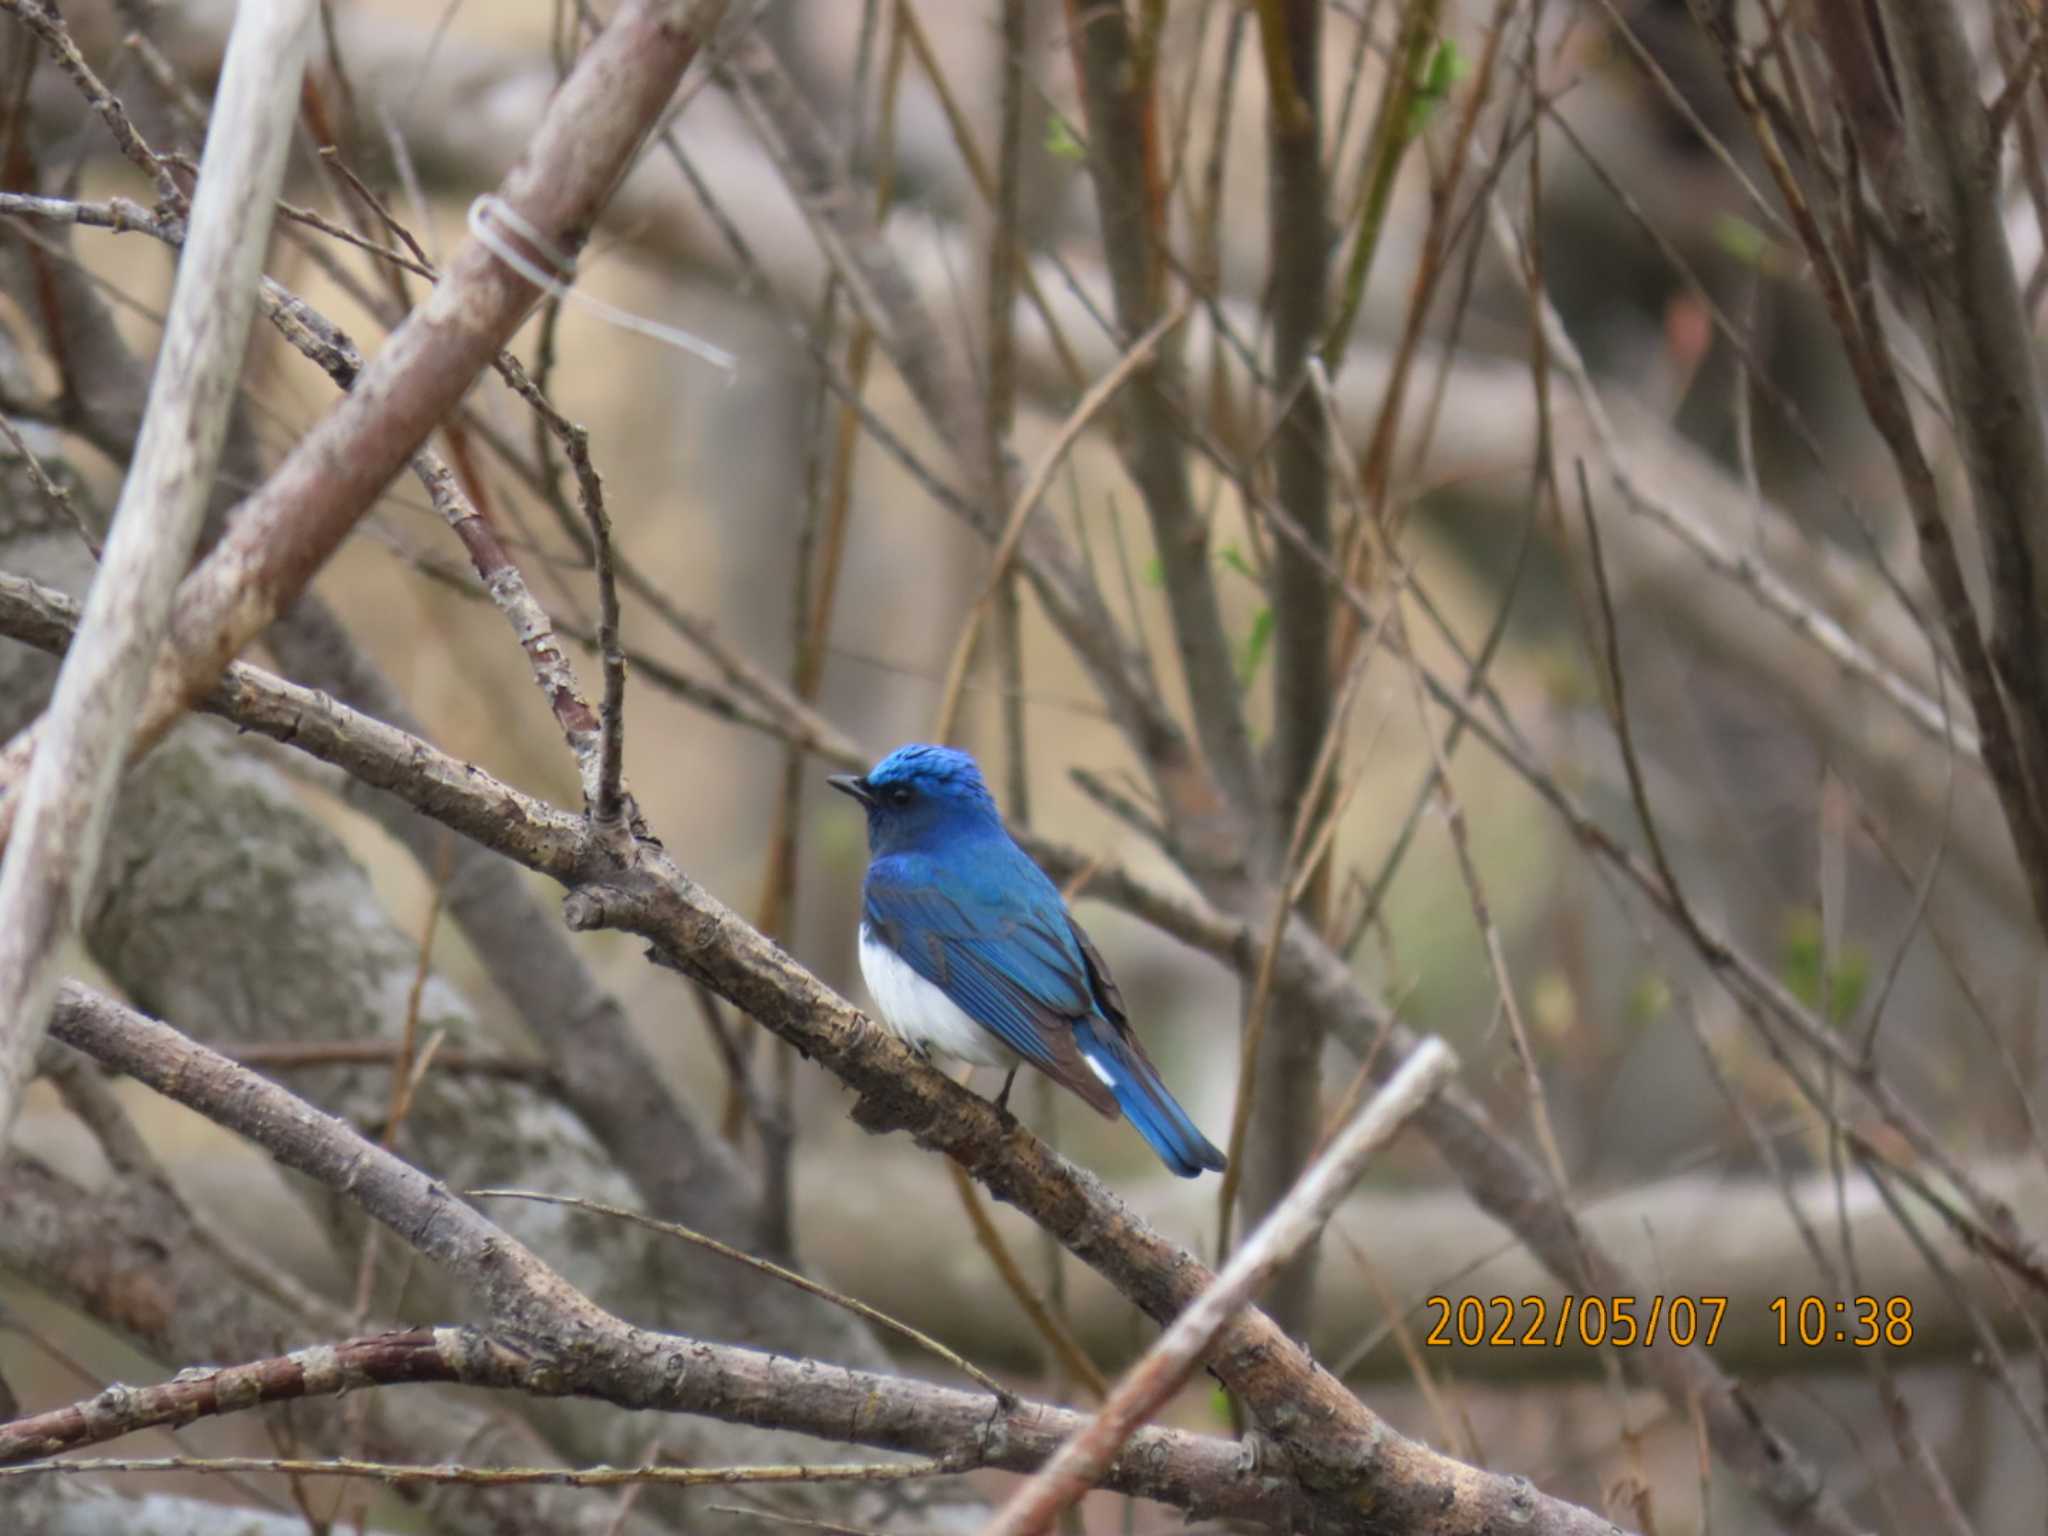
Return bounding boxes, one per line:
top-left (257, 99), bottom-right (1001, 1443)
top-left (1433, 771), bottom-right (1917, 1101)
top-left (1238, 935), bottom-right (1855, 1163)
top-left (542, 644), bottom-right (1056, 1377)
top-left (468, 194), bottom-right (738, 381)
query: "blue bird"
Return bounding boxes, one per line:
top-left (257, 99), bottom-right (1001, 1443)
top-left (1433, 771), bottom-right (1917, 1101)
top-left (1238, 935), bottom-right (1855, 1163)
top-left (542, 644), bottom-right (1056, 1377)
top-left (830, 744), bottom-right (1226, 1178)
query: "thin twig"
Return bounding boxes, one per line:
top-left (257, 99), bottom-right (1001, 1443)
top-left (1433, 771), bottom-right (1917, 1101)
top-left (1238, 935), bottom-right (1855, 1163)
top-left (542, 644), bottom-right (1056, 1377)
top-left (931, 301), bottom-right (1187, 739)
top-left (981, 1038), bottom-right (1458, 1536)
top-left (0, 1454), bottom-right (954, 1490)
top-left (0, 0), bottom-right (312, 1145)
top-left (215, 1038), bottom-right (557, 1086)
top-left (0, 0), bottom-right (734, 853)
top-left (1989, 3), bottom-right (2048, 144)
top-left (894, 0), bottom-right (1087, 393)
top-left (0, 411), bottom-right (96, 556)
top-left (0, 0), bottom-right (182, 206)
top-left (415, 454), bottom-right (615, 820)
top-left (943, 1161), bottom-right (1109, 1401)
top-left (468, 1187), bottom-right (1017, 1407)
top-left (1216, 642), bottom-right (1381, 1258)
top-left (1391, 584), bottom-right (1571, 1199)
top-left (573, 419), bottom-right (630, 829)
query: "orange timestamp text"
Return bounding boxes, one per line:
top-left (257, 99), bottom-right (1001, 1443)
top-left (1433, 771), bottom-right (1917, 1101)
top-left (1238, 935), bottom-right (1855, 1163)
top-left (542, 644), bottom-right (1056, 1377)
top-left (1770, 1295), bottom-right (1914, 1347)
top-left (1424, 1294), bottom-right (1726, 1348)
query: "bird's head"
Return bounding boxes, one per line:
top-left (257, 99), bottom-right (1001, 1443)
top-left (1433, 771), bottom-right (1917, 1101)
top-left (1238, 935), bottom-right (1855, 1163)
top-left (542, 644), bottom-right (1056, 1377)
top-left (830, 744), bottom-right (1001, 854)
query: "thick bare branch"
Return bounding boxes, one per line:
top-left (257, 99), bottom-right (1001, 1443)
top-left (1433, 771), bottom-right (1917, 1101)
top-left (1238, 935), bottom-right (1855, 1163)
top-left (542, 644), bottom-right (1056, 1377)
top-left (0, 0), bottom-right (730, 841)
top-left (1247, 0), bottom-right (1336, 1339)
top-left (0, 0), bottom-right (312, 1142)
top-left (36, 983), bottom-right (1562, 1534)
top-left (267, 599), bottom-right (791, 1286)
top-left (0, 1153), bottom-right (653, 1536)
top-left (984, 1039), bottom-right (1457, 1536)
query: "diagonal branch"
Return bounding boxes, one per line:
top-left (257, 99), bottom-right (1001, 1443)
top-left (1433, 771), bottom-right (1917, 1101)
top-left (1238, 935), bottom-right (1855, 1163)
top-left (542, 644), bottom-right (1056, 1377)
top-left (1065, 0), bottom-right (1261, 820)
top-left (983, 1038), bottom-right (1457, 1536)
top-left (0, 1311), bottom-right (1276, 1524)
top-left (1862, 0), bottom-right (2048, 915)
top-left (0, 0), bottom-right (731, 843)
top-left (0, 0), bottom-right (312, 1145)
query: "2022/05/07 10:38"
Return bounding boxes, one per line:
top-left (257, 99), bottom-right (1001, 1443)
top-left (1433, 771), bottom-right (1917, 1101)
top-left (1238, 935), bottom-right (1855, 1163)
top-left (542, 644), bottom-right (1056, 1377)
top-left (1420, 1293), bottom-right (1917, 1348)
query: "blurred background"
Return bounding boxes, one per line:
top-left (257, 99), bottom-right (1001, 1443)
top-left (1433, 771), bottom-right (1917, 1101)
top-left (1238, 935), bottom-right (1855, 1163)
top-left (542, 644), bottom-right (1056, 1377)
top-left (2, 1), bottom-right (2045, 1532)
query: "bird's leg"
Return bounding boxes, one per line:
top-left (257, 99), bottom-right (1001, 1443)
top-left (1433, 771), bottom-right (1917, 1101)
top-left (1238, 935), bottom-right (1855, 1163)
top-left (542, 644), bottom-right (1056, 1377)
top-left (994, 1066), bottom-right (1019, 1113)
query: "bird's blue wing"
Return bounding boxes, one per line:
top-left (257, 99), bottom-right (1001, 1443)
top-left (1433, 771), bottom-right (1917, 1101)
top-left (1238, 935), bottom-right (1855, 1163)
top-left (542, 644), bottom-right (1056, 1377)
top-left (862, 844), bottom-right (1099, 1082)
top-left (865, 839), bottom-right (1227, 1174)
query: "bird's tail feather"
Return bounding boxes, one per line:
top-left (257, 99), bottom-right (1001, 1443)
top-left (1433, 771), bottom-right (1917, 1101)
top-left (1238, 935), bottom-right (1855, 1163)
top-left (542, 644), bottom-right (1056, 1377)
top-left (1073, 1020), bottom-right (1226, 1178)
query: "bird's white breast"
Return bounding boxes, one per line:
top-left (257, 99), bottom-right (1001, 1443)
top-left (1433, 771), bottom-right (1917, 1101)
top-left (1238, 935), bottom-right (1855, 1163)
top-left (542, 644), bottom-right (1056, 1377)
top-left (858, 925), bottom-right (1020, 1069)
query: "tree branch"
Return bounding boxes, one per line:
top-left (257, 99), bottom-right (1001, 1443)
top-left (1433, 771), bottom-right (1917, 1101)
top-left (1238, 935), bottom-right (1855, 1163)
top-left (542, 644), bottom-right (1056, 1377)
top-left (1864, 0), bottom-right (2048, 927)
top-left (1065, 0), bottom-right (1262, 820)
top-left (984, 1039), bottom-right (1458, 1536)
top-left (1246, 0), bottom-right (1335, 1338)
top-left (0, 1319), bottom-right (1277, 1519)
top-left (0, 1150), bottom-right (646, 1536)
top-left (0, 0), bottom-right (730, 840)
top-left (0, 0), bottom-right (312, 1143)
top-left (22, 986), bottom-right (1356, 1531)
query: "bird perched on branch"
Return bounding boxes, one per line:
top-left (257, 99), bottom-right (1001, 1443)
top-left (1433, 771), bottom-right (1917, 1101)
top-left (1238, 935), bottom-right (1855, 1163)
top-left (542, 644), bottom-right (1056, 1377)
top-left (830, 744), bottom-right (1226, 1178)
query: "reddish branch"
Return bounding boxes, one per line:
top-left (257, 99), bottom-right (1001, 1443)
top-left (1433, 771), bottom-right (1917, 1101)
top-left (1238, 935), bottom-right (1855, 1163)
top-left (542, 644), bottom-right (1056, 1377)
top-left (0, 0), bottom-right (731, 829)
top-left (1064, 0), bottom-right (1260, 822)
top-left (0, 1332), bottom-right (502, 1463)
top-left (984, 1040), bottom-right (1459, 1536)
top-left (26, 992), bottom-right (1296, 1527)
top-left (0, 1323), bottom-right (1284, 1523)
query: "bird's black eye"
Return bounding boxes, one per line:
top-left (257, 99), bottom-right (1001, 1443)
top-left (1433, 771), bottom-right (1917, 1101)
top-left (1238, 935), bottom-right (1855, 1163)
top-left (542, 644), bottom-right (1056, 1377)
top-left (888, 784), bottom-right (913, 807)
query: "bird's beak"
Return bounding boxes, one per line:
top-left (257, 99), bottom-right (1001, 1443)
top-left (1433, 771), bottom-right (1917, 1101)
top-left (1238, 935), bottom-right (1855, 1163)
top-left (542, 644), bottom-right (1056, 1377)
top-left (828, 773), bottom-right (876, 807)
